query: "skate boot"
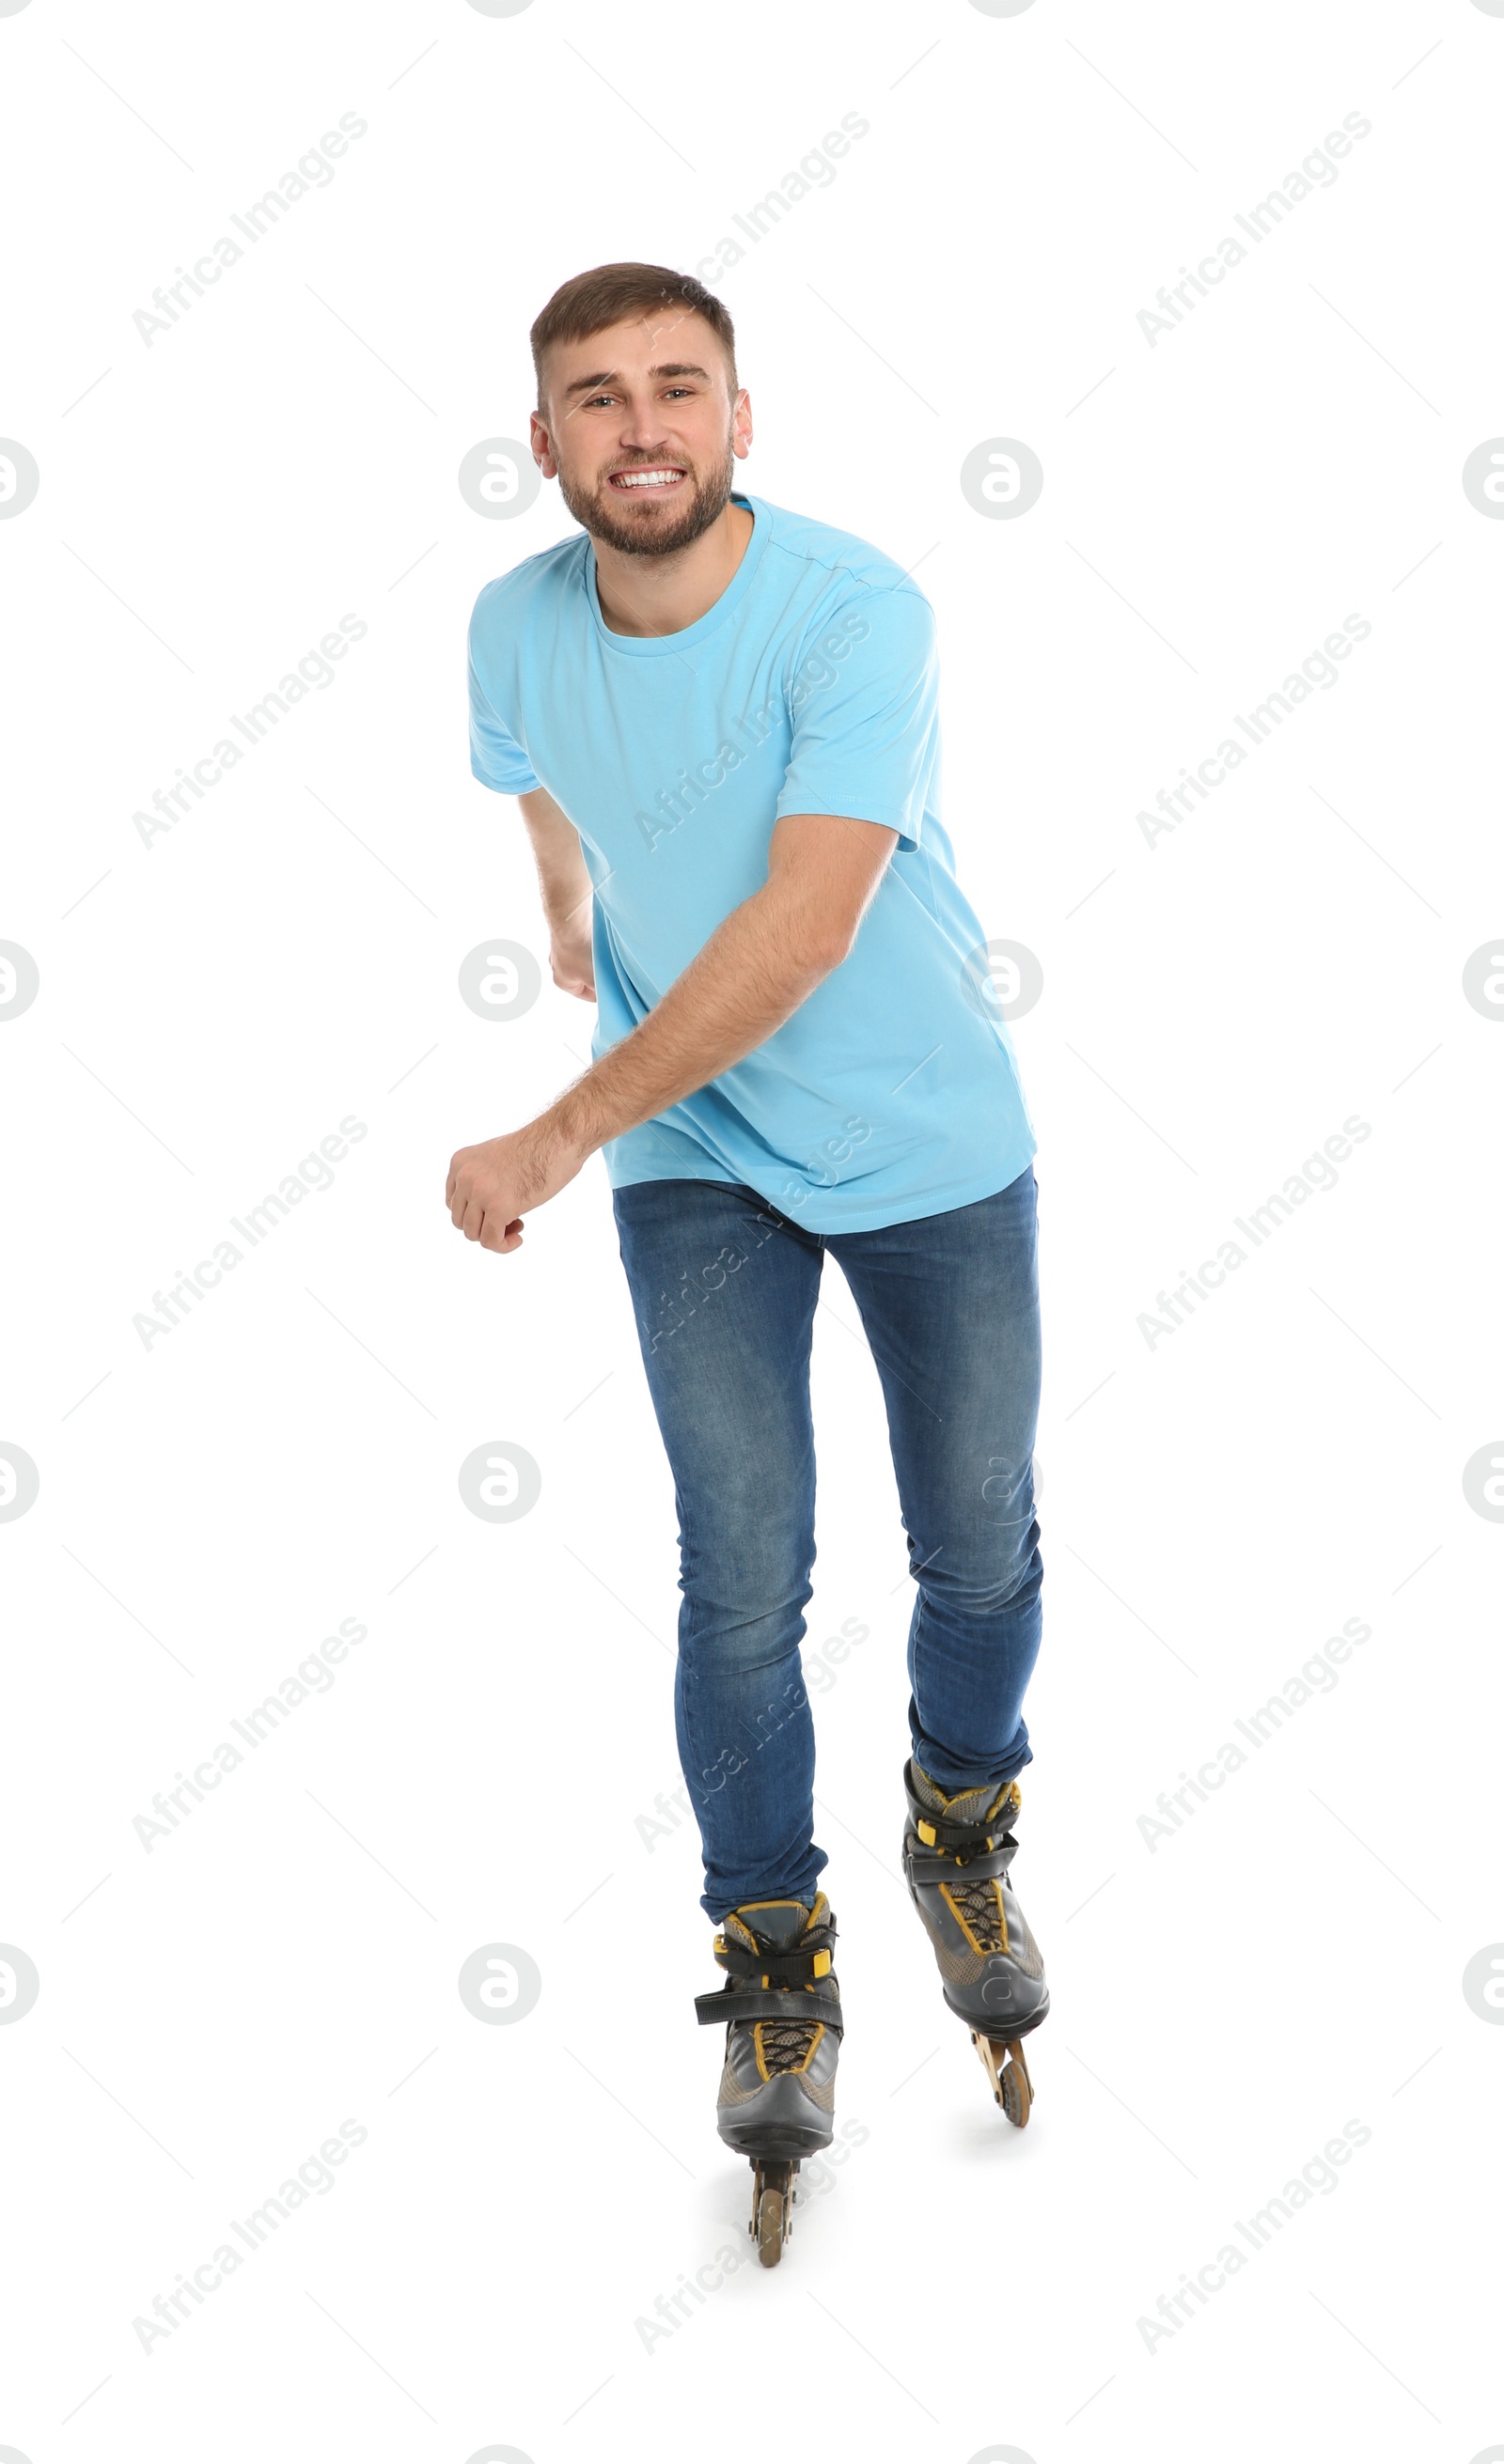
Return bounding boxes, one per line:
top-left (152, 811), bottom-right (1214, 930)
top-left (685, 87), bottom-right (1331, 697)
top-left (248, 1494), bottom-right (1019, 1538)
top-left (901, 1758), bottom-right (1048, 2126)
top-left (694, 1893), bottom-right (841, 2267)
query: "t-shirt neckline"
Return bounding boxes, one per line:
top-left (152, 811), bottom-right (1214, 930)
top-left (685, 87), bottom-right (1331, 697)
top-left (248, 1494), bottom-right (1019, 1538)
top-left (582, 491), bottom-right (767, 658)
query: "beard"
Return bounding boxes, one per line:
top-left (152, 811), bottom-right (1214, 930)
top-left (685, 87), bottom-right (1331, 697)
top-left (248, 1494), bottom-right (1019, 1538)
top-left (556, 427), bottom-right (737, 559)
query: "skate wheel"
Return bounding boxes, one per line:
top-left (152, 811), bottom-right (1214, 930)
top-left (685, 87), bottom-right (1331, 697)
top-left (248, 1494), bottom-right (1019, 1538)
top-left (756, 2185), bottom-right (788, 2267)
top-left (1000, 2055), bottom-right (1031, 2128)
top-left (971, 2030), bottom-right (1035, 2125)
top-left (1000, 2037), bottom-right (1034, 2129)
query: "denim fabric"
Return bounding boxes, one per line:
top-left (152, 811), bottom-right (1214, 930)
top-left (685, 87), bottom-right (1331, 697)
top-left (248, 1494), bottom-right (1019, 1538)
top-left (612, 1165), bottom-right (1043, 1921)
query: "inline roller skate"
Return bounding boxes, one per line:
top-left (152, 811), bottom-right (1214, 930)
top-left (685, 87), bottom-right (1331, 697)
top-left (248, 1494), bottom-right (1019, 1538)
top-left (695, 1893), bottom-right (842, 2265)
top-left (901, 1759), bottom-right (1048, 2125)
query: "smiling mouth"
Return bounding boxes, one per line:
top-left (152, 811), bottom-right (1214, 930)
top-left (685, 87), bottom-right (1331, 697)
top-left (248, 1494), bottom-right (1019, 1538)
top-left (607, 466), bottom-right (688, 491)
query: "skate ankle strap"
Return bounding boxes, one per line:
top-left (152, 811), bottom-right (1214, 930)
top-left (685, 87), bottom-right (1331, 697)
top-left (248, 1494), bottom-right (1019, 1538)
top-left (906, 1836), bottom-right (1017, 1885)
top-left (904, 1765), bottom-right (1020, 1845)
top-left (908, 1794), bottom-right (1018, 1854)
top-left (713, 1923), bottom-right (837, 1988)
top-left (695, 1983), bottom-right (844, 2035)
top-left (916, 1810), bottom-right (1014, 1848)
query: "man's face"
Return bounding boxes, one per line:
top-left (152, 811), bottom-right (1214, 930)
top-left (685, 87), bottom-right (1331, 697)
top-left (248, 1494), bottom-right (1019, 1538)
top-left (531, 311), bottom-right (751, 557)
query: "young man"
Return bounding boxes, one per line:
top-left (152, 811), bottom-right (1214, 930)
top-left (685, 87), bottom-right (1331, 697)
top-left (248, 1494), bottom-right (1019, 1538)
top-left (451, 263), bottom-right (1048, 2258)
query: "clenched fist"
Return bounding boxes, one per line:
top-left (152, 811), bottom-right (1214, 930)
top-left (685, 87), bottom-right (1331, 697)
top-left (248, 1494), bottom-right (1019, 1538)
top-left (446, 1119), bottom-right (586, 1255)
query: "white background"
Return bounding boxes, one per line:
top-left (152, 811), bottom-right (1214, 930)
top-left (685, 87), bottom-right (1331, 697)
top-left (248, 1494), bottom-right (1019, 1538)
top-left (2, 1), bottom-right (1501, 2457)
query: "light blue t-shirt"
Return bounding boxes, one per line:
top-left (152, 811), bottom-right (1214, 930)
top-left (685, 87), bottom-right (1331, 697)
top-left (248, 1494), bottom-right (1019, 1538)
top-left (467, 490), bottom-right (1036, 1232)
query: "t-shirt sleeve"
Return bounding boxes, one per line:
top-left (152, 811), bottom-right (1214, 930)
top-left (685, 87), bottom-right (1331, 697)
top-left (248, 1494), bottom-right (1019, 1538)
top-left (467, 606), bottom-right (540, 795)
top-left (773, 585), bottom-right (937, 852)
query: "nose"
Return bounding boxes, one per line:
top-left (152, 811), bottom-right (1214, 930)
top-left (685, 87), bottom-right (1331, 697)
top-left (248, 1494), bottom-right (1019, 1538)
top-left (615, 398), bottom-right (673, 454)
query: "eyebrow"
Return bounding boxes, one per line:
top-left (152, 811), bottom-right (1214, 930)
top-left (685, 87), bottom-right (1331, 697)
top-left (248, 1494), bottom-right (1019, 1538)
top-left (560, 361), bottom-right (713, 400)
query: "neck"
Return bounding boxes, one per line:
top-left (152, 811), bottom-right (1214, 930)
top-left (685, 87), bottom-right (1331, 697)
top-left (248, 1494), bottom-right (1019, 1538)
top-left (592, 499), bottom-right (754, 638)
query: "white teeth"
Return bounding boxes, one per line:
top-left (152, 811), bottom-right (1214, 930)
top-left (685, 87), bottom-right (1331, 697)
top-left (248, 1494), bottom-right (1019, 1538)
top-left (611, 469), bottom-right (684, 488)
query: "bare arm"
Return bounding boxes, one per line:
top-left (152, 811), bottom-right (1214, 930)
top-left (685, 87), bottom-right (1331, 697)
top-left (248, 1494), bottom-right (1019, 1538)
top-left (446, 811), bottom-right (898, 1253)
top-left (518, 784), bottom-right (595, 999)
top-left (550, 810), bottom-right (894, 1153)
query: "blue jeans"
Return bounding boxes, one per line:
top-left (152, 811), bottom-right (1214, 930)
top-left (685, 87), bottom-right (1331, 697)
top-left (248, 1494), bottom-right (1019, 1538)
top-left (611, 1166), bottom-right (1043, 1923)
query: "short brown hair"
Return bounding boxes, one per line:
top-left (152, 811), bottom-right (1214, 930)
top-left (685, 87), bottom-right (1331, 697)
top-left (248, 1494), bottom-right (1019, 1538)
top-left (530, 261), bottom-right (737, 418)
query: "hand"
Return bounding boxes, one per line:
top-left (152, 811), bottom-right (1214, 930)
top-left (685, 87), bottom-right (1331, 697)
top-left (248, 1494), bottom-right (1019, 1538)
top-left (549, 906), bottom-right (595, 1001)
top-left (446, 1116), bottom-right (586, 1255)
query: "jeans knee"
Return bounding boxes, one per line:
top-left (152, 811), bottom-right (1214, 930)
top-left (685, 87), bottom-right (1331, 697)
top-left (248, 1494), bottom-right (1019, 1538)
top-left (921, 1528), bottom-right (1041, 1620)
top-left (679, 1587), bottom-right (813, 1679)
top-left (680, 1515), bottom-right (813, 1629)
